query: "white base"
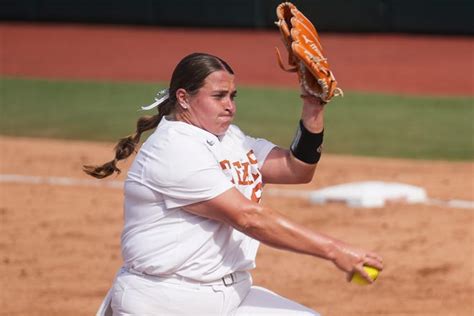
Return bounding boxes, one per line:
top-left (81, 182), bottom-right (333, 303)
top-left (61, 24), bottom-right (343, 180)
top-left (309, 181), bottom-right (428, 208)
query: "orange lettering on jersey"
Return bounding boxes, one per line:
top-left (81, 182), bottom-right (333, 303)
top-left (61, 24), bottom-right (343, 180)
top-left (231, 161), bottom-right (242, 184)
top-left (220, 160), bottom-right (231, 170)
top-left (241, 162), bottom-right (252, 185)
top-left (220, 160), bottom-right (235, 184)
top-left (232, 161), bottom-right (252, 185)
top-left (219, 152), bottom-right (263, 202)
top-left (241, 162), bottom-right (251, 184)
top-left (247, 150), bottom-right (258, 164)
top-left (250, 181), bottom-right (263, 203)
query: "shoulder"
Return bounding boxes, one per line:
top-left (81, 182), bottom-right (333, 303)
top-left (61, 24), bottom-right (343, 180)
top-left (224, 124), bottom-right (247, 142)
top-left (224, 124), bottom-right (266, 147)
top-left (145, 124), bottom-right (215, 164)
top-left (224, 124), bottom-right (277, 166)
top-left (137, 119), bottom-right (221, 178)
top-left (227, 124), bottom-right (245, 136)
top-left (146, 118), bottom-right (212, 151)
top-left (131, 120), bottom-right (234, 196)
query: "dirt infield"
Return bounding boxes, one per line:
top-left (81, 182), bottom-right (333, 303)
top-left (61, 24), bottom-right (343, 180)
top-left (0, 136), bottom-right (473, 315)
top-left (0, 23), bottom-right (473, 315)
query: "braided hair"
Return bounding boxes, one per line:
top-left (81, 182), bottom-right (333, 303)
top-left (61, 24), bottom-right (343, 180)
top-left (83, 52), bottom-right (234, 179)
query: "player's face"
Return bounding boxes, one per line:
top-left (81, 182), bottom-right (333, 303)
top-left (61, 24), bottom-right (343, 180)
top-left (186, 70), bottom-right (237, 136)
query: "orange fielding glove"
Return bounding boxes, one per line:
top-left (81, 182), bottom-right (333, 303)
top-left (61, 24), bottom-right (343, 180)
top-left (275, 2), bottom-right (343, 103)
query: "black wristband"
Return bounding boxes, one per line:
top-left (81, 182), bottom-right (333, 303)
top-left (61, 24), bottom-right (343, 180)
top-left (290, 120), bottom-right (324, 164)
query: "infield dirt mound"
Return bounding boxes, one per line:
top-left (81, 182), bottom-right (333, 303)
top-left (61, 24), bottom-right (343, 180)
top-left (0, 136), bottom-right (472, 315)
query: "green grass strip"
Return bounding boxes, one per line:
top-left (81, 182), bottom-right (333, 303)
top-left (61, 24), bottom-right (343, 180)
top-left (1, 77), bottom-right (472, 160)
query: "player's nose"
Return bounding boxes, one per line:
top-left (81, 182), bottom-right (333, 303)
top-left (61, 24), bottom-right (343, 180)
top-left (223, 96), bottom-right (236, 114)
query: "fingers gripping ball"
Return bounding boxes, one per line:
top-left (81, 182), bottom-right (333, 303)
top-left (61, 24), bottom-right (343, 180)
top-left (351, 266), bottom-right (380, 285)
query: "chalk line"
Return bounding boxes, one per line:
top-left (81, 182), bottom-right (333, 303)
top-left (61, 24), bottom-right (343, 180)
top-left (1, 174), bottom-right (473, 209)
top-left (0, 173), bottom-right (123, 189)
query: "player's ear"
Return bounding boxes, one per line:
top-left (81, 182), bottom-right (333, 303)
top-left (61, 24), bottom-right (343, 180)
top-left (176, 88), bottom-right (190, 110)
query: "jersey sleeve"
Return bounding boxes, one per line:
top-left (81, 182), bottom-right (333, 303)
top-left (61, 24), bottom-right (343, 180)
top-left (139, 138), bottom-right (234, 209)
top-left (245, 135), bottom-right (277, 168)
top-left (230, 125), bottom-right (277, 168)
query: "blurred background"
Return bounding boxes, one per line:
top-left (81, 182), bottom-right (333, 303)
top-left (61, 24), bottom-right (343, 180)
top-left (1, 0), bottom-right (473, 34)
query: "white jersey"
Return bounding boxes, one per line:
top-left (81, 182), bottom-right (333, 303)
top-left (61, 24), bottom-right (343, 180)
top-left (121, 117), bottom-right (276, 282)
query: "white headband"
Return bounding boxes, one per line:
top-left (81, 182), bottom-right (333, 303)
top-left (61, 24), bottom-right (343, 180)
top-left (140, 88), bottom-right (170, 111)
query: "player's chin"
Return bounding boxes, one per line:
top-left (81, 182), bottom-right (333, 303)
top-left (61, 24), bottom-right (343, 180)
top-left (215, 120), bottom-right (232, 136)
top-left (217, 124), bottom-right (231, 136)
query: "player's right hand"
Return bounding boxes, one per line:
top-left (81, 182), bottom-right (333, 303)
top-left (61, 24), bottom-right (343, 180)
top-left (330, 241), bottom-right (384, 284)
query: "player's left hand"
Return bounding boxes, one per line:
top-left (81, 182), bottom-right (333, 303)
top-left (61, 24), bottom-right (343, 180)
top-left (300, 86), bottom-right (325, 107)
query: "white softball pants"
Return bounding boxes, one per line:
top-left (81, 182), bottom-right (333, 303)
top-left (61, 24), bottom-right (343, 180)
top-left (96, 268), bottom-right (320, 316)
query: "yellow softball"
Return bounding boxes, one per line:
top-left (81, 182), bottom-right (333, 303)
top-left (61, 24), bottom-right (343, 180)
top-left (351, 266), bottom-right (380, 285)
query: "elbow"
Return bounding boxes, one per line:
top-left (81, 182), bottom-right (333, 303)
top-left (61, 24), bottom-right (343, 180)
top-left (298, 171), bottom-right (314, 184)
top-left (291, 168), bottom-right (315, 184)
top-left (288, 152), bottom-right (317, 184)
top-left (233, 204), bottom-right (267, 235)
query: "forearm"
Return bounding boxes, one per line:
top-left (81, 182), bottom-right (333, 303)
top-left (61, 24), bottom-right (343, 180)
top-left (185, 188), bottom-right (383, 278)
top-left (259, 95), bottom-right (326, 184)
top-left (238, 204), bottom-right (381, 276)
top-left (239, 204), bottom-right (339, 261)
top-left (300, 95), bottom-right (325, 133)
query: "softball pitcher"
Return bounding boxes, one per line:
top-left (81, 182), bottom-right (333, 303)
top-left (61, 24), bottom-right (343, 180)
top-left (84, 52), bottom-right (383, 315)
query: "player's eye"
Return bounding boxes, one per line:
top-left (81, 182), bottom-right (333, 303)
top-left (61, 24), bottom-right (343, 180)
top-left (212, 93), bottom-right (226, 99)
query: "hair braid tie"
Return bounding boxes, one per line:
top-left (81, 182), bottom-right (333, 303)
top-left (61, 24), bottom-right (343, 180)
top-left (141, 88), bottom-right (170, 111)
